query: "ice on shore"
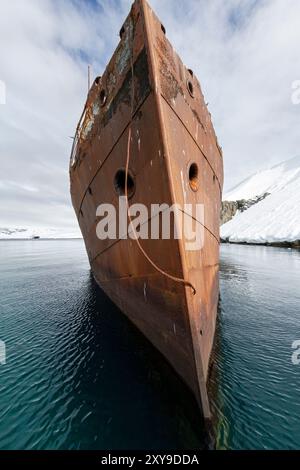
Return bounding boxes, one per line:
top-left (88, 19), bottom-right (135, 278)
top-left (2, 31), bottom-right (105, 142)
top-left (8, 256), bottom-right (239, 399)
top-left (221, 156), bottom-right (300, 244)
top-left (0, 226), bottom-right (82, 239)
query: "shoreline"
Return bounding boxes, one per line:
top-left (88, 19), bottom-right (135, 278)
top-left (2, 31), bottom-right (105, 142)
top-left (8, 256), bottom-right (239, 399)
top-left (1, 238), bottom-right (299, 249)
top-left (221, 239), bottom-right (300, 249)
top-left (0, 238), bottom-right (83, 241)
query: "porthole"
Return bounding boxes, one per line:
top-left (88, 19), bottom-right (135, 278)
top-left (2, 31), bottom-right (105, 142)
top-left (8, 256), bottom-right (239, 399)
top-left (114, 169), bottom-right (135, 198)
top-left (119, 25), bottom-right (125, 39)
top-left (100, 89), bottom-right (107, 106)
top-left (187, 80), bottom-right (194, 97)
top-left (188, 162), bottom-right (199, 192)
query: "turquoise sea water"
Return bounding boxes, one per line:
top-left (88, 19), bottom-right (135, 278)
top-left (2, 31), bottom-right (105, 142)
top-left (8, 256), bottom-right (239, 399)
top-left (0, 240), bottom-right (300, 449)
top-left (210, 244), bottom-right (300, 449)
top-left (0, 240), bottom-right (204, 450)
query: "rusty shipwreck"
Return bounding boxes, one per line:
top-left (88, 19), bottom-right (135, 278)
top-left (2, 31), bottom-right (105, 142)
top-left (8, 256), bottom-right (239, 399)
top-left (70, 0), bottom-right (223, 420)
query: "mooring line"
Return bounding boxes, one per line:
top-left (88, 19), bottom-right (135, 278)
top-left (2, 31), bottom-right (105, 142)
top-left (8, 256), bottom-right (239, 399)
top-left (124, 29), bottom-right (196, 296)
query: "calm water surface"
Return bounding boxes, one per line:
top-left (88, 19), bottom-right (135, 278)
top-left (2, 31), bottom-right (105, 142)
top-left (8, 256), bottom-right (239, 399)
top-left (210, 244), bottom-right (300, 449)
top-left (0, 240), bottom-right (300, 449)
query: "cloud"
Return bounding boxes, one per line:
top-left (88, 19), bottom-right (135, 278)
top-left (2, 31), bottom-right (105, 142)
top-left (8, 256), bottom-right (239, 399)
top-left (150, 0), bottom-right (300, 188)
top-left (0, 0), bottom-right (125, 230)
top-left (0, 0), bottom-right (299, 231)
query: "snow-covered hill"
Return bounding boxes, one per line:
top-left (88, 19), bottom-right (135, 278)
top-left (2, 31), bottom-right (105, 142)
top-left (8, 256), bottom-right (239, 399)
top-left (0, 226), bottom-right (82, 240)
top-left (221, 156), bottom-right (300, 245)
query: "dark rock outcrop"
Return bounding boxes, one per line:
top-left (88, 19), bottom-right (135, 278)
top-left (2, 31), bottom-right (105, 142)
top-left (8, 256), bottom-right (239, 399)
top-left (220, 192), bottom-right (270, 225)
top-left (220, 201), bottom-right (238, 225)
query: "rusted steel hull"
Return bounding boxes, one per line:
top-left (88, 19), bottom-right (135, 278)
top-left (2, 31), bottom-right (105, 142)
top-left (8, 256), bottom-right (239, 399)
top-left (70, 0), bottom-right (223, 419)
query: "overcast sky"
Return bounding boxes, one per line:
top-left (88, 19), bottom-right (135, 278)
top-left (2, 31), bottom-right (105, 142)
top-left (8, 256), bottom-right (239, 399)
top-left (0, 0), bottom-right (299, 231)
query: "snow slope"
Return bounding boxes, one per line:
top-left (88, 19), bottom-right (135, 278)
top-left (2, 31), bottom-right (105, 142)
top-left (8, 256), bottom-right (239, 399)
top-left (224, 155), bottom-right (300, 201)
top-left (221, 156), bottom-right (300, 244)
top-left (0, 226), bottom-right (82, 240)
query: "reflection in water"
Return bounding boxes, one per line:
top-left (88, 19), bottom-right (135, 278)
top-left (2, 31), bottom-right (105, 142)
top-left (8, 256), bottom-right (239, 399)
top-left (1, 240), bottom-right (299, 449)
top-left (69, 273), bottom-right (207, 450)
top-left (210, 244), bottom-right (300, 450)
top-left (0, 240), bottom-right (206, 450)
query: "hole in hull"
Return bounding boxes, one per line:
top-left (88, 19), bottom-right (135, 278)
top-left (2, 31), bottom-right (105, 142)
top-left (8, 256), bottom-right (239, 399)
top-left (189, 163), bottom-right (199, 192)
top-left (120, 25), bottom-right (125, 38)
top-left (187, 80), bottom-right (194, 97)
top-left (114, 169), bottom-right (135, 198)
top-left (100, 89), bottom-right (106, 106)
